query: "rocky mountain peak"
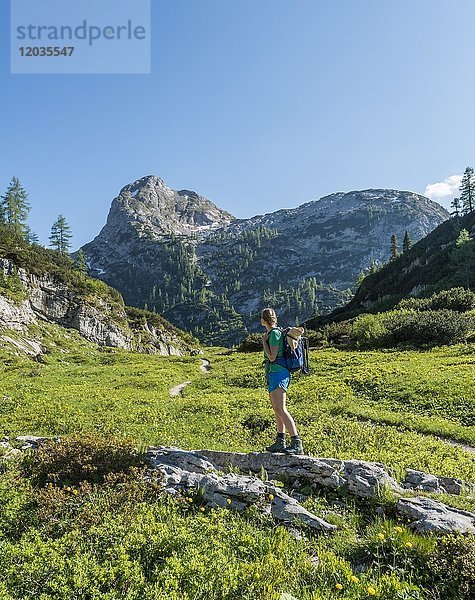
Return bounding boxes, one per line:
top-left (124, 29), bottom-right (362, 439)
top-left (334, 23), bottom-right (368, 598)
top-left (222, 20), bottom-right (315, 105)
top-left (81, 180), bottom-right (450, 345)
top-left (93, 175), bottom-right (235, 244)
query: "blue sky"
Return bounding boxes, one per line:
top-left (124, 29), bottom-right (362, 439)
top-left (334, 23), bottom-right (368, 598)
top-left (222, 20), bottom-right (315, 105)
top-left (1, 0), bottom-right (474, 250)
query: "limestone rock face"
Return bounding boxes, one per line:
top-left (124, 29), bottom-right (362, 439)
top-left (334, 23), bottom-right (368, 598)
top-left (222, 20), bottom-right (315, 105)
top-left (149, 447), bottom-right (475, 535)
top-left (0, 258), bottom-right (191, 355)
top-left (403, 468), bottom-right (472, 496)
top-left (194, 450), bottom-right (403, 497)
top-left (3, 439), bottom-right (475, 535)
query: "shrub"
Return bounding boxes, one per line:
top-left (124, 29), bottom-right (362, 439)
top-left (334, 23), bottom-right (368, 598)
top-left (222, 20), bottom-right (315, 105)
top-left (384, 309), bottom-right (475, 346)
top-left (20, 434), bottom-right (145, 487)
top-left (241, 414), bottom-right (273, 435)
top-left (352, 313), bottom-right (388, 347)
top-left (426, 534), bottom-right (475, 599)
top-left (306, 329), bottom-right (325, 347)
top-left (352, 309), bottom-right (475, 348)
top-left (237, 333), bottom-right (263, 352)
top-left (321, 320), bottom-right (354, 345)
top-left (0, 271), bottom-right (25, 303)
top-left (396, 287), bottom-right (475, 313)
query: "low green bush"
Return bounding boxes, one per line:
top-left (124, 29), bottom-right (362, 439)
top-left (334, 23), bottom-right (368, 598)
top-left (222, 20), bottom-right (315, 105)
top-left (20, 434), bottom-right (145, 487)
top-left (237, 333), bottom-right (263, 352)
top-left (321, 320), bottom-right (354, 345)
top-left (426, 534), bottom-right (475, 599)
top-left (396, 287), bottom-right (475, 313)
top-left (306, 329), bottom-right (325, 347)
top-left (384, 309), bottom-right (475, 346)
top-left (352, 309), bottom-right (475, 348)
top-left (352, 314), bottom-right (388, 347)
top-left (0, 271), bottom-right (25, 303)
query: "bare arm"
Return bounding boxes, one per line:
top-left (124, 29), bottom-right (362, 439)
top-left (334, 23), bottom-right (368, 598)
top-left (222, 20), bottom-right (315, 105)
top-left (263, 334), bottom-right (279, 362)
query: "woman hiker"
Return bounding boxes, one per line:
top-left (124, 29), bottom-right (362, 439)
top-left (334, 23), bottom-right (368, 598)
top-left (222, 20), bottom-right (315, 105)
top-left (261, 307), bottom-right (304, 455)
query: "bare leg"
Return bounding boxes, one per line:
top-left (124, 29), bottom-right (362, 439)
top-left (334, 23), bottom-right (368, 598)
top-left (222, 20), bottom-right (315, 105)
top-left (269, 393), bottom-right (285, 433)
top-left (270, 387), bottom-right (298, 437)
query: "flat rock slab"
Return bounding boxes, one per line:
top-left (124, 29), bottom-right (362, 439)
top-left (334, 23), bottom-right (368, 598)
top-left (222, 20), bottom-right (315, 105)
top-left (398, 496), bottom-right (475, 534)
top-left (193, 449), bottom-right (403, 498)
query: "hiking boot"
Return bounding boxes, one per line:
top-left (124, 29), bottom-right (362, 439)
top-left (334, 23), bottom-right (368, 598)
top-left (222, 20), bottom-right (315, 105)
top-left (265, 438), bottom-right (286, 453)
top-left (284, 437), bottom-right (304, 455)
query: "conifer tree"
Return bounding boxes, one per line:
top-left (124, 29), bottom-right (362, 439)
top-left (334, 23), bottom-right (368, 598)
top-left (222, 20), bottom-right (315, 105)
top-left (24, 225), bottom-right (39, 245)
top-left (402, 230), bottom-right (412, 253)
top-left (49, 214), bottom-right (73, 254)
top-left (450, 197), bottom-right (461, 217)
top-left (0, 176), bottom-right (30, 238)
top-left (74, 249), bottom-right (89, 274)
top-left (390, 234), bottom-right (399, 260)
top-left (459, 167), bottom-right (475, 214)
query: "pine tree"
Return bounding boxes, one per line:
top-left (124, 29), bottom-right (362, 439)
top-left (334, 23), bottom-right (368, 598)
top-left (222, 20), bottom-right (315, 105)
top-left (450, 197), bottom-right (461, 217)
top-left (459, 166), bottom-right (475, 214)
top-left (23, 224), bottom-right (39, 245)
top-left (74, 249), bottom-right (89, 274)
top-left (390, 234), bottom-right (399, 260)
top-left (402, 230), bottom-right (412, 253)
top-left (49, 214), bottom-right (73, 253)
top-left (0, 176), bottom-right (30, 238)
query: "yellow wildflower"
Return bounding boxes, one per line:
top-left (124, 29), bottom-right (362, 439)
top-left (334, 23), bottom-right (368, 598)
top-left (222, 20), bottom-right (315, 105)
top-left (377, 533), bottom-right (385, 540)
top-left (405, 541), bottom-right (413, 548)
top-left (335, 583), bottom-right (343, 590)
top-left (226, 498), bottom-right (232, 504)
top-left (367, 586), bottom-right (377, 596)
top-left (200, 506), bottom-right (205, 511)
top-left (268, 493), bottom-right (275, 501)
top-left (395, 526), bottom-right (403, 533)
top-left (350, 575), bottom-right (359, 583)
top-left (72, 489), bottom-right (79, 495)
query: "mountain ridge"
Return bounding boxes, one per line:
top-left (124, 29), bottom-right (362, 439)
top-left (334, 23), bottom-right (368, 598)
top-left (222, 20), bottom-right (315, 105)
top-left (80, 175), bottom-right (450, 345)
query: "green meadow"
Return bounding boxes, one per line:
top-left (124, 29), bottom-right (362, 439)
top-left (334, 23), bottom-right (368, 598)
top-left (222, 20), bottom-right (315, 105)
top-left (1, 324), bottom-right (475, 599)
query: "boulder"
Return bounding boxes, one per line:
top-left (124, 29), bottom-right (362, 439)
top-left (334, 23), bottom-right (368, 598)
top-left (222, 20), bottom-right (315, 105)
top-left (403, 468), bottom-right (471, 495)
top-left (397, 496), bottom-right (475, 534)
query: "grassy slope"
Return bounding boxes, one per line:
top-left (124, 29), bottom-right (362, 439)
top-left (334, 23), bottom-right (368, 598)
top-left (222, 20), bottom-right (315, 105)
top-left (2, 328), bottom-right (475, 481)
top-left (2, 330), bottom-right (475, 599)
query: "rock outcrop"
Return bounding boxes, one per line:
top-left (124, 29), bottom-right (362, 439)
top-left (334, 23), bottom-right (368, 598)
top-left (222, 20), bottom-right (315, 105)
top-left (403, 468), bottom-right (473, 496)
top-left (0, 258), bottom-right (193, 355)
top-left (3, 438), bottom-right (473, 535)
top-left (397, 497), bottom-right (475, 534)
top-left (144, 446), bottom-right (475, 535)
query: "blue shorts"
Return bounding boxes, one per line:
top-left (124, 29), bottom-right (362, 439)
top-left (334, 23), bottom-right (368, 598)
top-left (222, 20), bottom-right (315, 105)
top-left (267, 369), bottom-right (290, 393)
